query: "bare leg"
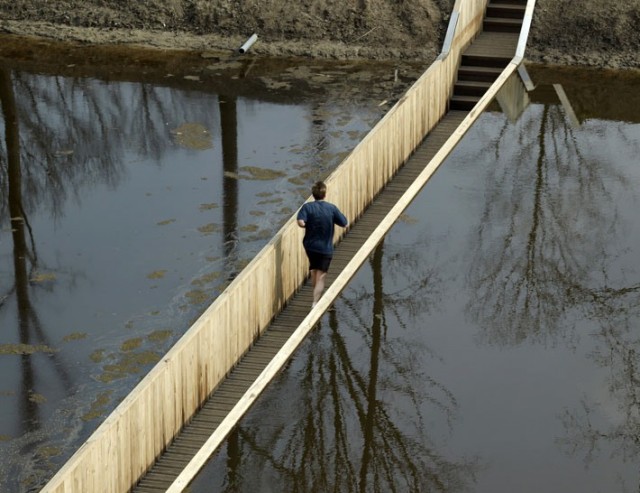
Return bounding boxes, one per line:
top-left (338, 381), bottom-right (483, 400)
top-left (312, 270), bottom-right (327, 305)
top-left (309, 269), bottom-right (318, 307)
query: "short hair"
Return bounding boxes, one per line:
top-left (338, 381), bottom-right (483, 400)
top-left (312, 181), bottom-right (327, 200)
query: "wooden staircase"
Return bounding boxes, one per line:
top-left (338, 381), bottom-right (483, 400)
top-left (451, 0), bottom-right (526, 111)
top-left (484, 0), bottom-right (527, 32)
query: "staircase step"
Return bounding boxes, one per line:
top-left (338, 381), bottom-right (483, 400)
top-left (450, 95), bottom-right (481, 111)
top-left (486, 4), bottom-right (526, 19)
top-left (457, 65), bottom-right (503, 82)
top-left (484, 17), bottom-right (523, 33)
top-left (462, 53), bottom-right (511, 68)
top-left (454, 80), bottom-right (493, 97)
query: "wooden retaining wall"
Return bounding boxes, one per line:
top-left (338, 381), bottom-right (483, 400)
top-left (41, 1), bottom-right (488, 492)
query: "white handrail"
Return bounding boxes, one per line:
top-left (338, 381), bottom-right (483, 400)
top-left (437, 10), bottom-right (460, 60)
top-left (515, 0), bottom-right (537, 62)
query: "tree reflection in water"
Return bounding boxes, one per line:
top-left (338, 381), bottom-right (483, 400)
top-left (195, 240), bottom-right (479, 493)
top-left (464, 75), bottom-right (640, 485)
top-left (0, 53), bottom-right (410, 490)
top-left (0, 64), bottom-right (218, 489)
top-left (558, 286), bottom-right (640, 477)
top-left (466, 95), bottom-right (634, 346)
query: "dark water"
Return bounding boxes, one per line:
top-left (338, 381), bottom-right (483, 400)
top-left (188, 67), bottom-right (640, 492)
top-left (0, 38), bottom-right (421, 491)
top-left (1, 37), bottom-right (639, 492)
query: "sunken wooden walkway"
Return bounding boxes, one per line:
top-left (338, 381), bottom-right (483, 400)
top-left (132, 6), bottom-right (524, 493)
top-left (38, 0), bottom-right (535, 491)
top-left (133, 109), bottom-right (468, 493)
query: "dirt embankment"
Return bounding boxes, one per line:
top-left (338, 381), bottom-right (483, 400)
top-left (0, 0), bottom-right (638, 70)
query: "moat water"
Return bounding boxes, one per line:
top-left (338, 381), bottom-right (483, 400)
top-left (1, 37), bottom-right (639, 492)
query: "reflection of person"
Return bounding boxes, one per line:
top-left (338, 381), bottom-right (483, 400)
top-left (297, 181), bottom-right (348, 308)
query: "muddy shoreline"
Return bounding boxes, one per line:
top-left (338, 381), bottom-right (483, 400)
top-left (1, 0), bottom-right (639, 72)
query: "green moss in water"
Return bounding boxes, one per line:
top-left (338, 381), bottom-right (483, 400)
top-left (171, 122), bottom-right (212, 150)
top-left (0, 343), bottom-right (57, 355)
top-left (198, 223), bottom-right (220, 234)
top-left (98, 351), bottom-right (161, 383)
top-left (240, 224), bottom-right (259, 232)
top-left (239, 166), bottom-right (286, 180)
top-left (185, 289), bottom-right (210, 304)
top-left (247, 230), bottom-right (274, 241)
top-left (191, 271), bottom-right (222, 286)
top-left (90, 349), bottom-right (105, 363)
top-left (82, 391), bottom-right (113, 421)
top-left (257, 197), bottom-right (283, 205)
top-left (63, 332), bottom-right (87, 342)
top-left (37, 446), bottom-right (62, 459)
top-left (156, 218), bottom-right (176, 226)
top-left (147, 330), bottom-right (173, 343)
top-left (121, 337), bottom-right (143, 352)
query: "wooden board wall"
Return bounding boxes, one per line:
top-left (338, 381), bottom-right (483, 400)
top-left (41, 1), bottom-right (491, 491)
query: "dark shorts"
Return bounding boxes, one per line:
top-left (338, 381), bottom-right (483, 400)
top-left (306, 250), bottom-right (332, 272)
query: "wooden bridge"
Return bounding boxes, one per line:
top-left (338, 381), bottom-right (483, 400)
top-left (42, 0), bottom-right (537, 491)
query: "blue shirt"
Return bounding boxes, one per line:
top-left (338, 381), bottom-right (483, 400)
top-left (297, 200), bottom-right (348, 255)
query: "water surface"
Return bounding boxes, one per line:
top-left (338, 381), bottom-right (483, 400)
top-left (0, 37), bottom-right (422, 491)
top-left (188, 66), bottom-right (640, 492)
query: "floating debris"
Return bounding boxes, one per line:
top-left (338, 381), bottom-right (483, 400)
top-left (0, 343), bottom-right (57, 355)
top-left (147, 270), bottom-right (167, 280)
top-left (29, 272), bottom-right (57, 284)
top-left (29, 393), bottom-right (47, 404)
top-left (224, 171), bottom-right (239, 180)
top-left (239, 166), bottom-right (286, 181)
top-left (171, 122), bottom-right (212, 150)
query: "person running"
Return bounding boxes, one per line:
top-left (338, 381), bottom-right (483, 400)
top-left (296, 181), bottom-right (348, 308)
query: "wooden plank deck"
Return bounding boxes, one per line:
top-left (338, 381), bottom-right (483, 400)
top-left (465, 31), bottom-right (519, 59)
top-left (132, 24), bottom-right (522, 493)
